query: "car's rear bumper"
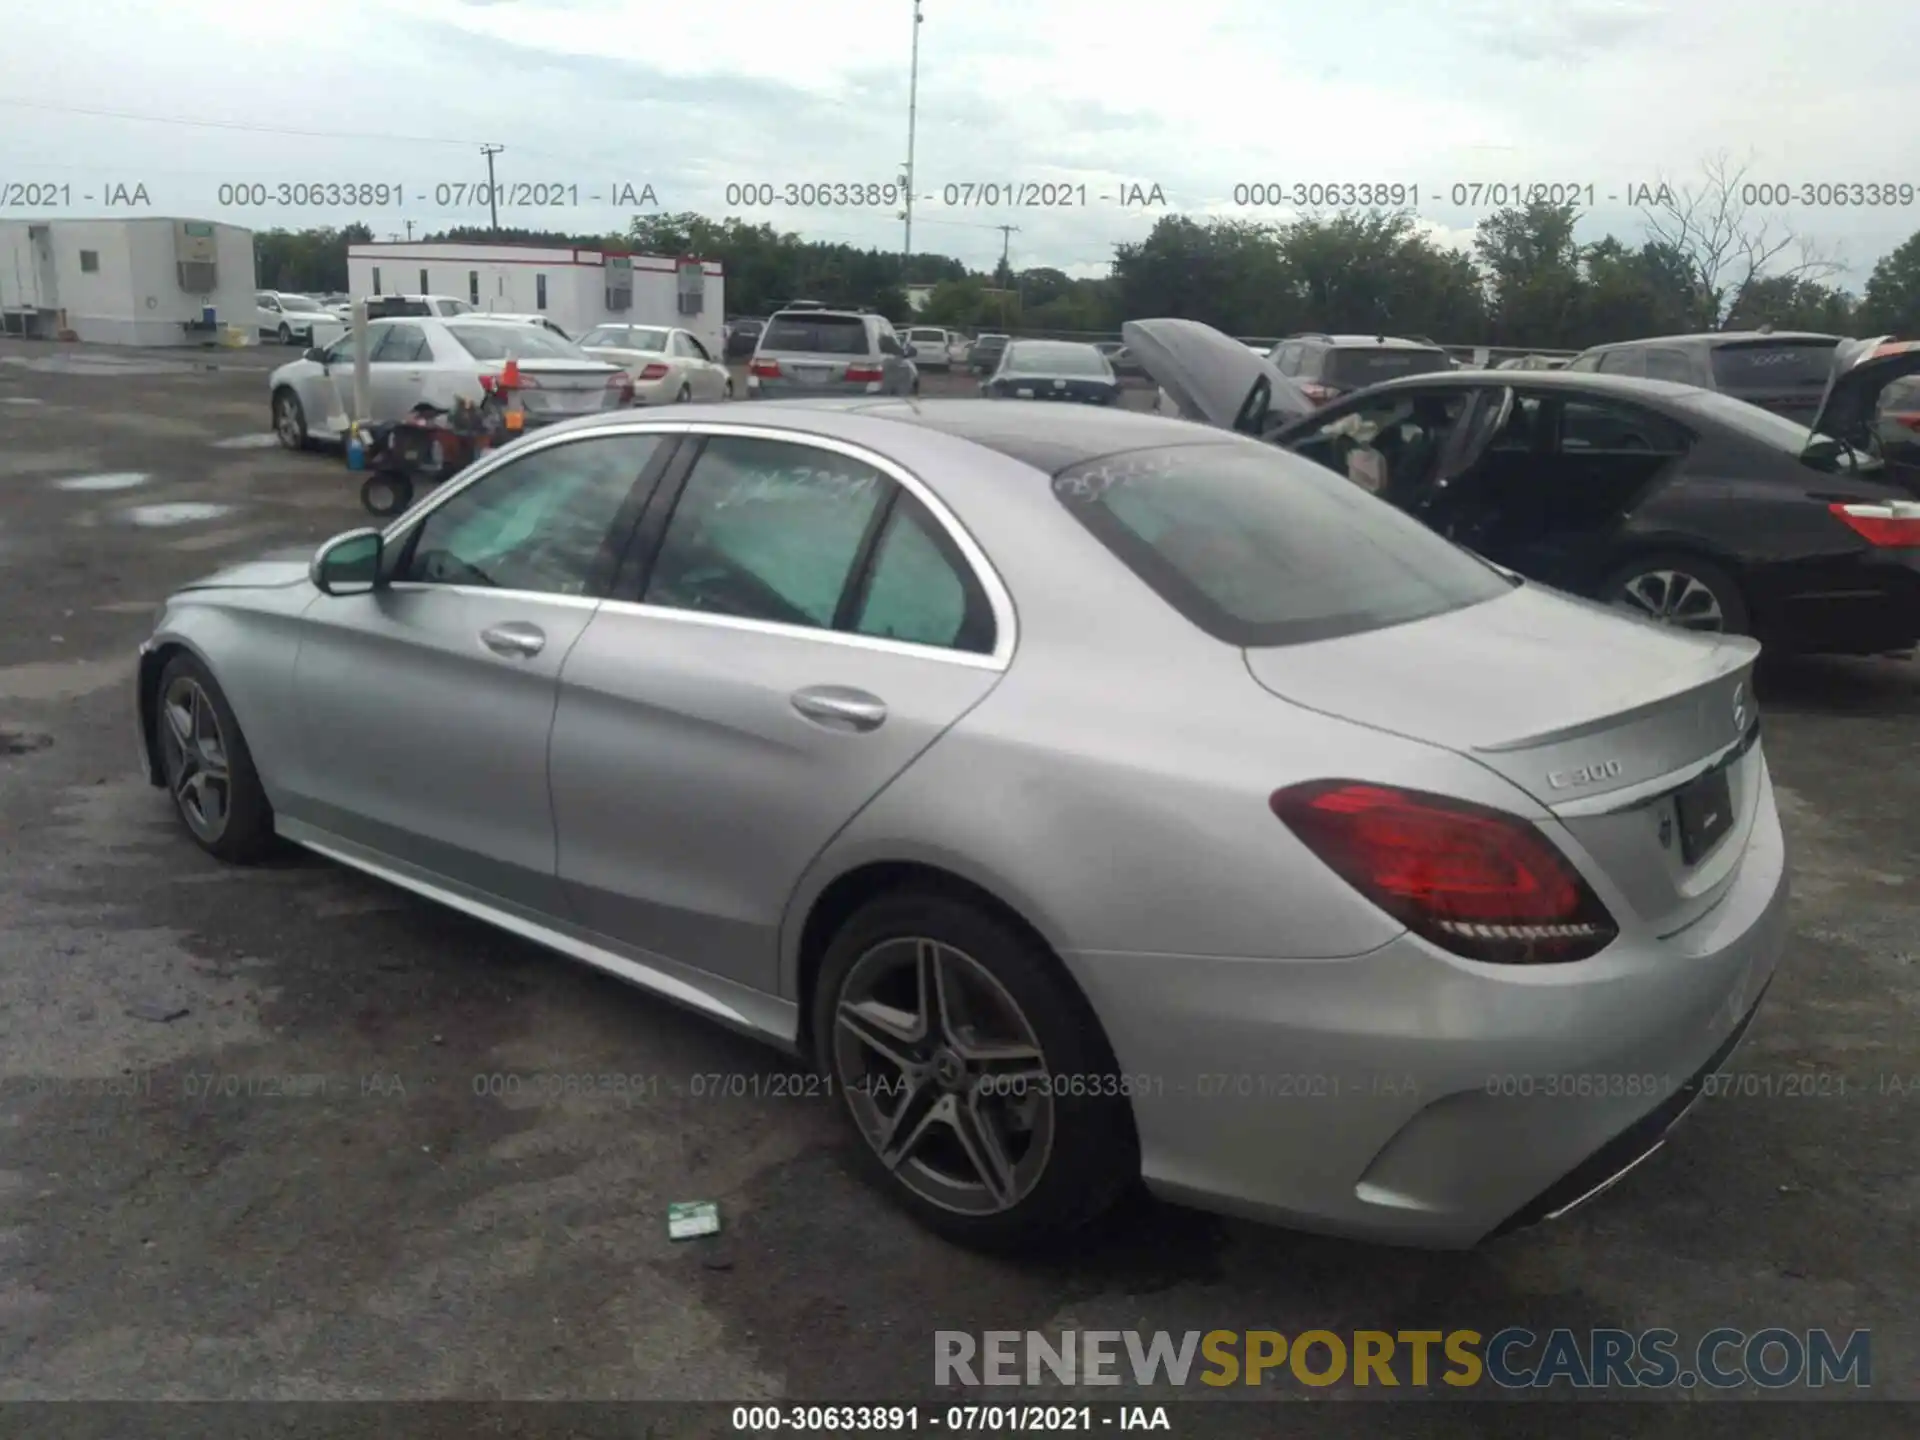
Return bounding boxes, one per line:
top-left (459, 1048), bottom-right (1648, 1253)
top-left (747, 376), bottom-right (885, 398)
top-left (1060, 766), bottom-right (1789, 1248)
top-left (1754, 548), bottom-right (1920, 654)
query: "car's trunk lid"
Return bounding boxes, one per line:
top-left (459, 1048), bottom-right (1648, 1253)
top-left (506, 359), bottom-right (621, 416)
top-left (1245, 583), bottom-right (1764, 937)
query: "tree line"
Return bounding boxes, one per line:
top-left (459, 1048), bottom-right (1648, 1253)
top-left (251, 156), bottom-right (1920, 346)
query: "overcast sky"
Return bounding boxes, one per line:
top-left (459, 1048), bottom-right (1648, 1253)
top-left (5, 0), bottom-right (1918, 284)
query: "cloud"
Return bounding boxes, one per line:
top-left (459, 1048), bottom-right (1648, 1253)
top-left (0, 0), bottom-right (1914, 275)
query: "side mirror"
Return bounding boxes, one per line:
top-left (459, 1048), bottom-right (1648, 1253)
top-left (310, 528), bottom-right (384, 596)
top-left (303, 346), bottom-right (328, 364)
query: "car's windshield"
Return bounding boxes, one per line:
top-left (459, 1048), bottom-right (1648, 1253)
top-left (437, 299), bottom-right (475, 315)
top-left (761, 314), bottom-right (869, 354)
top-left (1711, 340), bottom-right (1839, 389)
top-left (1053, 440), bottom-right (1511, 647)
top-left (278, 295), bottom-right (320, 311)
top-left (1006, 342), bottom-right (1109, 375)
top-left (445, 324), bottom-right (588, 361)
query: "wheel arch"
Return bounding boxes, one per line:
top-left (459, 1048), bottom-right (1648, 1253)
top-left (791, 858), bottom-right (1092, 1066)
top-left (137, 637), bottom-right (219, 786)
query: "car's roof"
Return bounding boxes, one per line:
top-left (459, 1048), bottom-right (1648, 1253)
top-left (769, 307), bottom-right (867, 320)
top-left (1290, 334), bottom-right (1443, 350)
top-left (1579, 330), bottom-right (1842, 352)
top-left (763, 397), bottom-right (1212, 471)
top-left (1364, 369), bottom-right (1703, 400)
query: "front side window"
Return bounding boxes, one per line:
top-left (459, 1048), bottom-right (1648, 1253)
top-left (643, 437), bottom-right (889, 628)
top-left (397, 434), bottom-right (663, 595)
top-left (1053, 440), bottom-right (1511, 647)
top-left (1597, 349), bottom-right (1647, 377)
top-left (851, 494), bottom-right (994, 653)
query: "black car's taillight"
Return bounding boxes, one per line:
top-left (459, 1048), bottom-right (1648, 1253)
top-left (1270, 781), bottom-right (1618, 964)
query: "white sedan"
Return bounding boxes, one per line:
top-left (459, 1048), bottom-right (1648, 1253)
top-left (257, 292), bottom-right (345, 347)
top-left (577, 323), bottom-right (732, 404)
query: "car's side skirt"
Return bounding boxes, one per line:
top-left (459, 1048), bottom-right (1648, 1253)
top-left (276, 817), bottom-right (803, 1051)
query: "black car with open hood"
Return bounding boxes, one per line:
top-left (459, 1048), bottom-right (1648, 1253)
top-left (1124, 316), bottom-right (1920, 656)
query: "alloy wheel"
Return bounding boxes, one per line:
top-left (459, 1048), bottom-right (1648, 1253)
top-left (160, 676), bottom-right (231, 843)
top-left (1615, 569), bottom-right (1726, 632)
top-left (832, 937), bottom-right (1055, 1215)
top-left (274, 394), bottom-right (304, 448)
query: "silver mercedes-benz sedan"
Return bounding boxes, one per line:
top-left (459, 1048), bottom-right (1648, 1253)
top-left (136, 397), bottom-right (1788, 1251)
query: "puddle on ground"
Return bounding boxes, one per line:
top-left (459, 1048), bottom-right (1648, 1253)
top-left (1, 354), bottom-right (194, 377)
top-left (210, 433), bottom-right (281, 450)
top-left (121, 503), bottom-right (235, 528)
top-left (56, 472), bottom-right (150, 493)
top-left (2, 397), bottom-right (44, 406)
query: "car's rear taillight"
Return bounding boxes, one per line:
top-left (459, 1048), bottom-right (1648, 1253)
top-left (845, 364), bottom-right (885, 382)
top-left (1270, 781), bottom-right (1618, 964)
top-left (1829, 500), bottom-right (1920, 547)
top-left (1299, 382), bottom-right (1339, 406)
top-left (1893, 412), bottom-right (1920, 433)
top-left (639, 362), bottom-right (671, 381)
top-left (607, 371), bottom-right (634, 402)
top-left (750, 359), bottom-right (781, 379)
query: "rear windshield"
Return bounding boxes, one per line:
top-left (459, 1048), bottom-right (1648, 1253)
top-left (582, 325), bottom-right (668, 351)
top-left (367, 297), bottom-right (432, 318)
top-left (1710, 341), bottom-right (1837, 390)
top-left (1007, 342), bottom-right (1109, 375)
top-left (445, 324), bottom-right (586, 361)
top-left (1052, 441), bottom-right (1512, 647)
top-left (908, 329), bottom-right (947, 343)
top-left (761, 314), bottom-right (870, 354)
top-left (1324, 348), bottom-right (1451, 386)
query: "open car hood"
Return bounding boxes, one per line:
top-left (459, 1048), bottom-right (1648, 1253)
top-left (1808, 336), bottom-right (1920, 452)
top-left (1122, 318), bottom-right (1314, 434)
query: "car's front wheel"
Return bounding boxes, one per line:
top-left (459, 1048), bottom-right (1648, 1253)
top-left (276, 322), bottom-right (292, 345)
top-left (154, 652), bottom-right (277, 863)
top-left (273, 387), bottom-right (309, 450)
top-left (1601, 553), bottom-right (1750, 636)
top-left (814, 889), bottom-right (1136, 1251)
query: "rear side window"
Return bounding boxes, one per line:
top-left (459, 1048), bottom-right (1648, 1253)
top-left (1053, 441), bottom-right (1511, 647)
top-left (1324, 348), bottom-right (1450, 386)
top-left (851, 494), bottom-right (995, 654)
top-left (1643, 347), bottom-right (1696, 383)
top-left (1710, 341), bottom-right (1838, 390)
top-left (761, 314), bottom-right (871, 355)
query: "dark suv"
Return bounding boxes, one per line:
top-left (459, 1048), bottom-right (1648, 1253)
top-left (1565, 331), bottom-right (1844, 425)
top-left (1265, 333), bottom-right (1453, 407)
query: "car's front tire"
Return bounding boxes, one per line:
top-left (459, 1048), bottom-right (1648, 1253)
top-left (273, 387), bottom-right (309, 450)
top-left (154, 652), bottom-right (277, 864)
top-left (276, 322), bottom-right (292, 345)
top-left (813, 889), bottom-right (1137, 1251)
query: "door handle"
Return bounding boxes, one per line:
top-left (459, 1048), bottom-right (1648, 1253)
top-left (791, 685), bottom-right (887, 732)
top-left (480, 622), bottom-right (546, 658)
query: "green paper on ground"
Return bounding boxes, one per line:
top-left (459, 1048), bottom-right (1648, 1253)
top-left (668, 1201), bottom-right (721, 1240)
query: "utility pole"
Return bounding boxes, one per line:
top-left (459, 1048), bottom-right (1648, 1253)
top-left (405, 219), bottom-right (415, 241)
top-left (480, 143), bottom-right (505, 234)
top-left (901, 0), bottom-right (923, 273)
top-left (995, 223), bottom-right (1018, 274)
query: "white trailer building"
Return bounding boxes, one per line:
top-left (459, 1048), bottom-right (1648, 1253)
top-left (0, 218), bottom-right (256, 345)
top-left (347, 242), bottom-right (725, 358)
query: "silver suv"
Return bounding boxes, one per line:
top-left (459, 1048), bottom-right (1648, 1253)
top-left (747, 308), bottom-right (920, 398)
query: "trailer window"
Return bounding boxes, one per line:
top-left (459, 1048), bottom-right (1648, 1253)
top-left (80, 250), bottom-right (100, 273)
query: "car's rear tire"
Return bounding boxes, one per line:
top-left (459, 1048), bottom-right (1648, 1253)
top-left (273, 387), bottom-right (309, 451)
top-left (1601, 553), bottom-right (1750, 636)
top-left (154, 652), bottom-right (277, 864)
top-left (724, 378), bottom-right (735, 400)
top-left (812, 889), bottom-right (1137, 1252)
top-left (676, 383), bottom-right (692, 403)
